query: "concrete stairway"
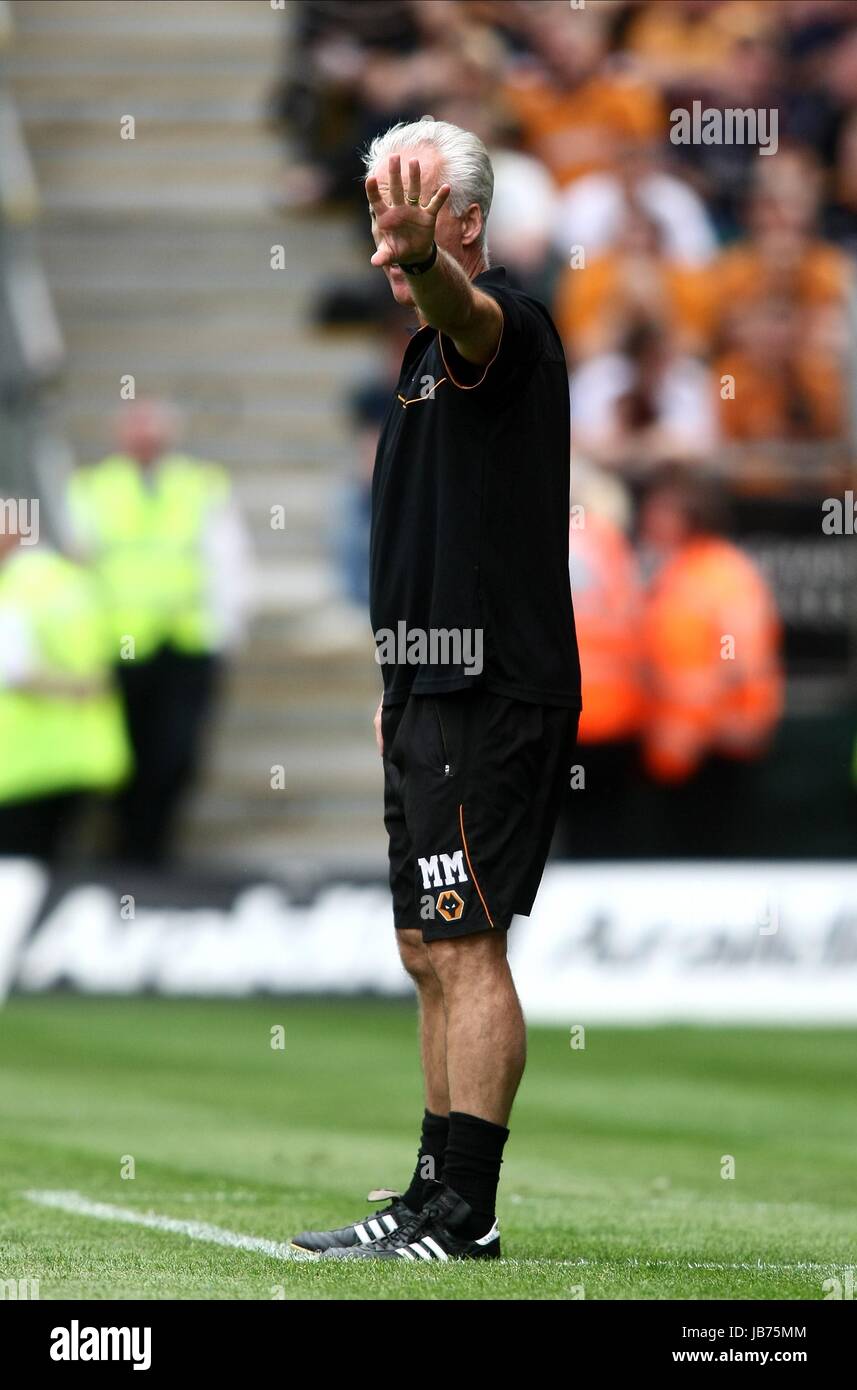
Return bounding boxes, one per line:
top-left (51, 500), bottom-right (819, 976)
top-left (6, 0), bottom-right (388, 873)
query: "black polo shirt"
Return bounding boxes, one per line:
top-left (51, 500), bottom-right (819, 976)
top-left (369, 265), bottom-right (581, 709)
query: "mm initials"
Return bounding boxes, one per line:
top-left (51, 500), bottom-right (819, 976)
top-left (418, 851), bottom-right (468, 889)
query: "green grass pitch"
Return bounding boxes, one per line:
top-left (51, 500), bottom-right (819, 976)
top-left (1, 997), bottom-right (855, 1300)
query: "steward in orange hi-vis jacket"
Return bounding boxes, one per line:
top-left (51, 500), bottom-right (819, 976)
top-left (570, 510), bottom-right (644, 746)
top-left (639, 468), bottom-right (784, 784)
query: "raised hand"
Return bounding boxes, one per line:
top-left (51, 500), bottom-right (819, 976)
top-left (366, 154), bottom-right (451, 269)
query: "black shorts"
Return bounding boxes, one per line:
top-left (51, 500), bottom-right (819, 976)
top-left (382, 687), bottom-right (580, 942)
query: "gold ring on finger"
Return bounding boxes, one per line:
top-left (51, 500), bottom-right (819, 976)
top-left (406, 195), bottom-right (420, 205)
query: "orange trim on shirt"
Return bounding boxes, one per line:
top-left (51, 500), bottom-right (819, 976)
top-left (437, 303), bottom-right (505, 390)
top-left (397, 377), bottom-right (448, 407)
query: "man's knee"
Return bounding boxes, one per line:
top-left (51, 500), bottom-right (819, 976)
top-left (426, 929), bottom-right (508, 991)
top-left (396, 927), bottom-right (436, 985)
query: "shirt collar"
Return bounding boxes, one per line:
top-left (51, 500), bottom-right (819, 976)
top-left (473, 266), bottom-right (507, 287)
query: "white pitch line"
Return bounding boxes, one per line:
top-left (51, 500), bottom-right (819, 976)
top-left (23, 1189), bottom-right (312, 1262)
top-left (21, 1192), bottom-right (853, 1276)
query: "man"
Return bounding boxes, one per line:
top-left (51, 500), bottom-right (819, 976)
top-left (639, 464), bottom-right (783, 855)
top-left (292, 118), bottom-right (581, 1261)
top-left (639, 464), bottom-right (783, 786)
top-left (68, 400), bottom-right (250, 864)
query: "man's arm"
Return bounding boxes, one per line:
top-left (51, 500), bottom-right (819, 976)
top-left (402, 248), bottom-right (502, 367)
top-left (366, 154), bottom-right (502, 366)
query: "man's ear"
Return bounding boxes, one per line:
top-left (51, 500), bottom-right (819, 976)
top-left (460, 202), bottom-right (484, 250)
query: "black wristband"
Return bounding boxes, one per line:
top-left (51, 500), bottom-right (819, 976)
top-left (396, 241), bottom-right (438, 276)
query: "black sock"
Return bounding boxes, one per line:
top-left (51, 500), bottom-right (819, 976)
top-left (401, 1109), bottom-right (449, 1212)
top-left (442, 1110), bottom-right (509, 1238)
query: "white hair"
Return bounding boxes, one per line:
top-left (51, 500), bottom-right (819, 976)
top-left (362, 117), bottom-right (493, 261)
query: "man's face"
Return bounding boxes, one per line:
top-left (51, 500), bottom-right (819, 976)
top-left (368, 145), bottom-right (462, 307)
top-left (117, 402), bottom-right (174, 467)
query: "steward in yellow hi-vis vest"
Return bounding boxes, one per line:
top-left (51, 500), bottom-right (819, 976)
top-left (0, 534), bottom-right (131, 862)
top-left (68, 450), bottom-right (231, 662)
top-left (67, 400), bottom-right (250, 866)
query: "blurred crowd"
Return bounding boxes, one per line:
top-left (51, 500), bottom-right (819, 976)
top-left (271, 0), bottom-right (857, 855)
top-left (274, 0), bottom-right (856, 464)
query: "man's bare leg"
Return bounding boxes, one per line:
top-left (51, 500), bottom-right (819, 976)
top-left (395, 925), bottom-right (522, 1237)
top-left (395, 927), bottom-right (451, 1208)
top-left (426, 930), bottom-right (525, 1125)
top-left (401, 928), bottom-right (522, 1239)
top-left (397, 927), bottom-right (448, 1116)
top-left (397, 925), bottom-right (523, 1240)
